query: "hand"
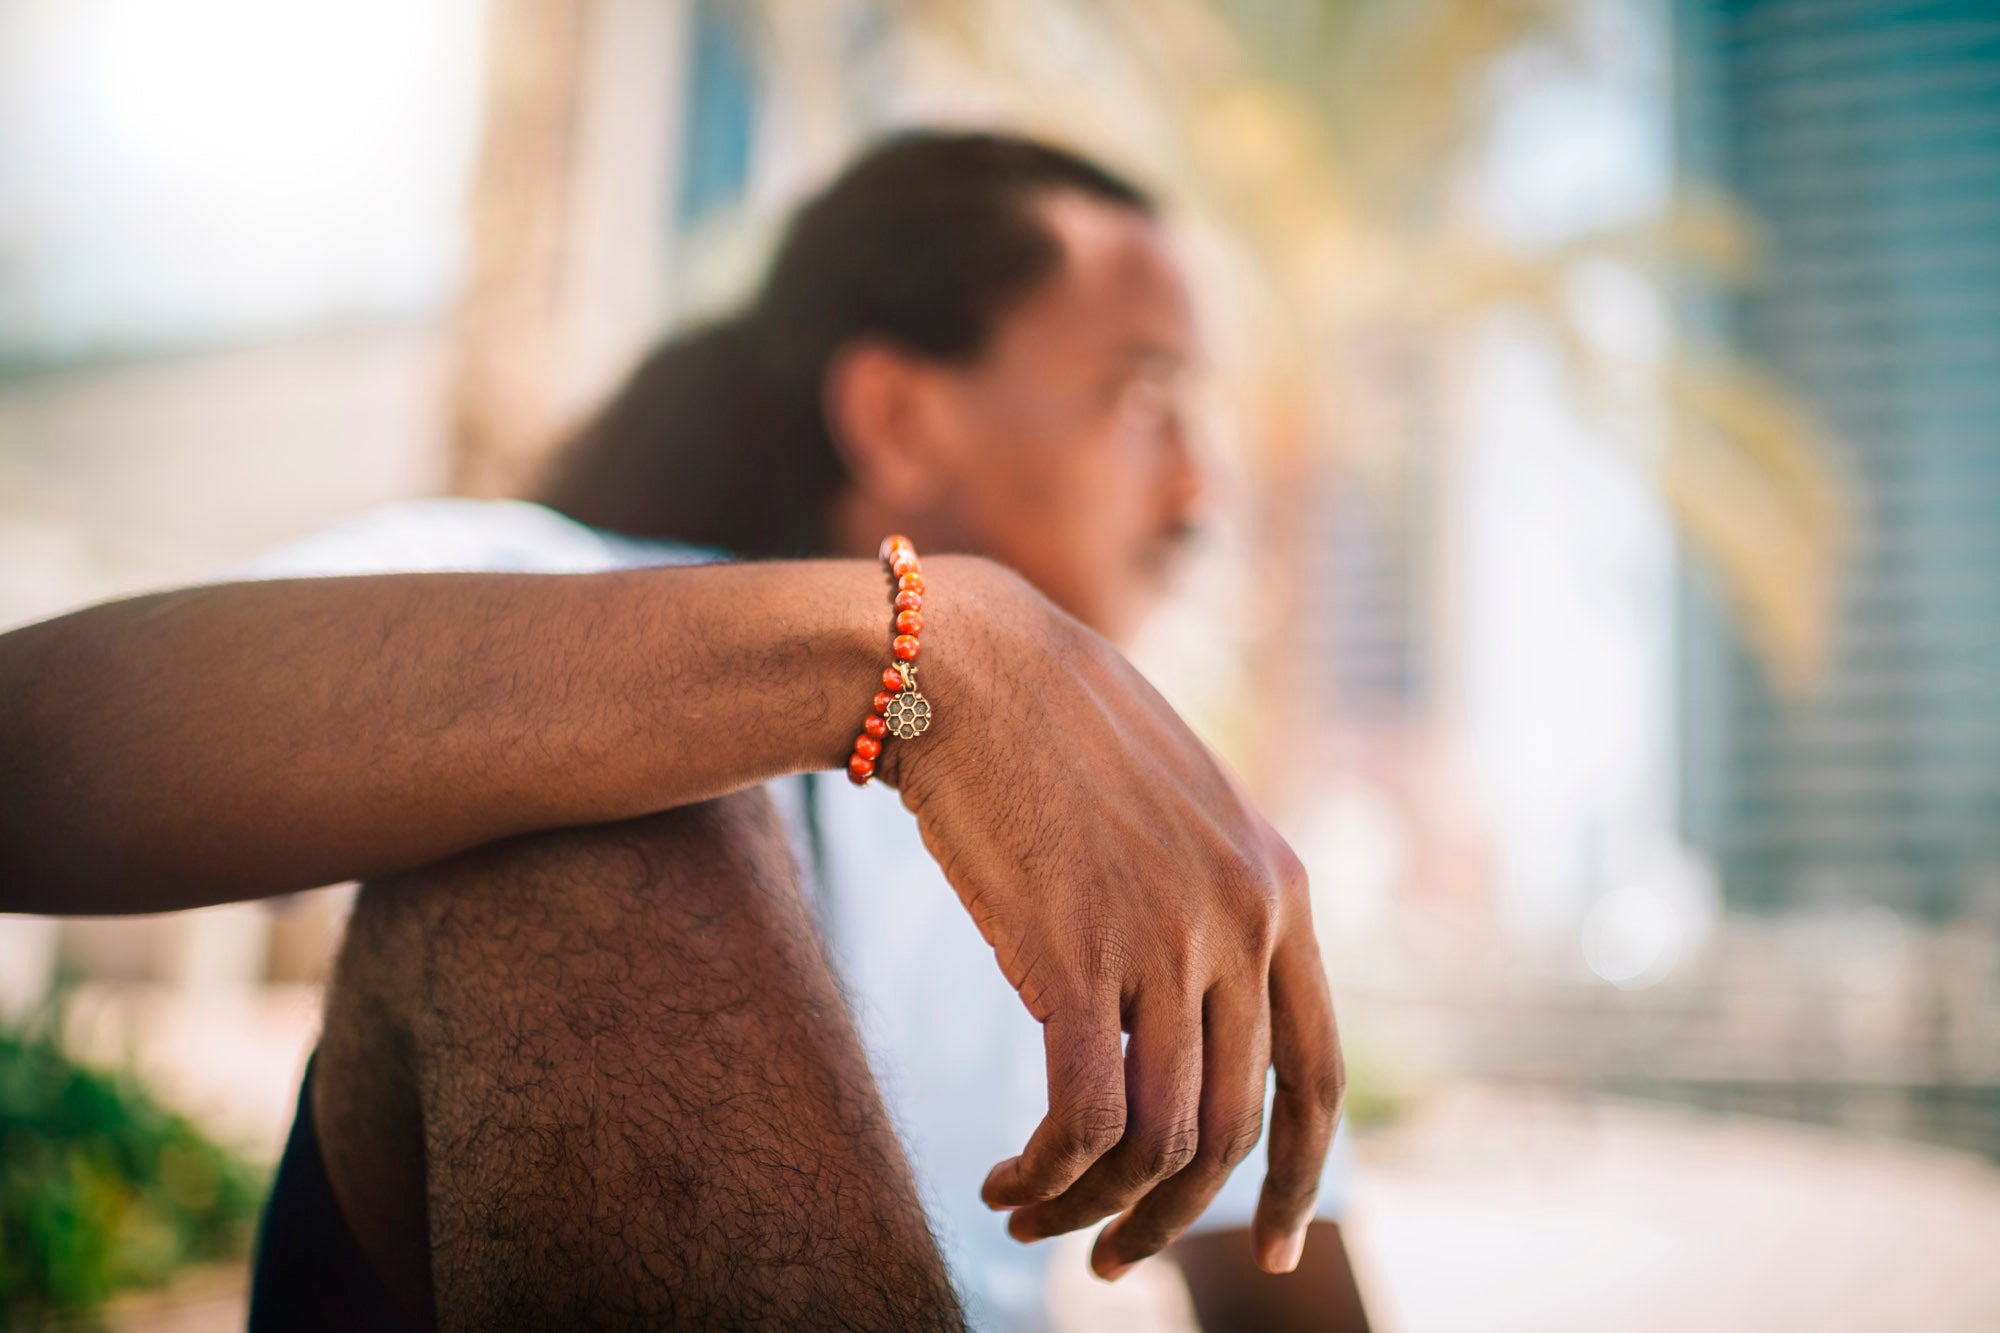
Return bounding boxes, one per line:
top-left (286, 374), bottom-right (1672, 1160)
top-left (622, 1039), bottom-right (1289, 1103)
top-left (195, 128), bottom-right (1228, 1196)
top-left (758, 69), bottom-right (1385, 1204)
top-left (884, 557), bottom-right (1344, 1279)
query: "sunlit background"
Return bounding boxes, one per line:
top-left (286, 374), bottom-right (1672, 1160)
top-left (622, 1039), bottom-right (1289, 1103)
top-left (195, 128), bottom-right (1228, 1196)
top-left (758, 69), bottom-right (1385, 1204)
top-left (3, 0), bottom-right (1998, 1328)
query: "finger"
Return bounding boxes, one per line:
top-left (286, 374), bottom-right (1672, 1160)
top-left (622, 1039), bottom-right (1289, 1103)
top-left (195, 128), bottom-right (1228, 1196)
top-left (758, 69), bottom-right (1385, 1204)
top-left (1253, 926), bottom-right (1344, 1274)
top-left (1006, 989), bottom-right (1203, 1243)
top-left (982, 997), bottom-right (1126, 1210)
top-left (1091, 978), bottom-right (1271, 1279)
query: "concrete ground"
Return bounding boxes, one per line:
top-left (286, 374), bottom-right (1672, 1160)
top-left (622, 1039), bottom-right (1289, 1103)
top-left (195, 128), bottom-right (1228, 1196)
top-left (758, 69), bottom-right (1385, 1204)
top-left (1048, 1082), bottom-right (2000, 1331)
top-left (1339, 1085), bottom-right (2000, 1333)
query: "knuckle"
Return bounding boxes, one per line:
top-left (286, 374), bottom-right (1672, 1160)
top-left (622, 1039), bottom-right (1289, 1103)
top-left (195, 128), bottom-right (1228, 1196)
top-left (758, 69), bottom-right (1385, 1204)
top-left (1216, 855), bottom-right (1283, 957)
top-left (1283, 1058), bottom-right (1347, 1126)
top-left (1165, 936), bottom-right (1208, 992)
top-left (1244, 894), bottom-right (1280, 958)
top-left (1312, 1062), bottom-right (1348, 1120)
top-left (1264, 1169), bottom-right (1320, 1216)
top-left (1214, 1109), bottom-right (1267, 1168)
top-left (1010, 948), bottom-right (1069, 1017)
top-left (1274, 841), bottom-right (1310, 898)
top-left (1072, 923), bottom-right (1135, 986)
top-left (1113, 1221), bottom-right (1174, 1262)
top-left (1216, 852), bottom-right (1269, 908)
top-left (1135, 1123), bottom-right (1202, 1182)
top-left (1287, 1080), bottom-right (1342, 1130)
top-left (1058, 1101), bottom-right (1127, 1158)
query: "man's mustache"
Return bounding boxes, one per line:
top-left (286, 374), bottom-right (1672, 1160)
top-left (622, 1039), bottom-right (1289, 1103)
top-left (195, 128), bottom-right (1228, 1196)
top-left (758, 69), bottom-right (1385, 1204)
top-left (1141, 520), bottom-right (1202, 573)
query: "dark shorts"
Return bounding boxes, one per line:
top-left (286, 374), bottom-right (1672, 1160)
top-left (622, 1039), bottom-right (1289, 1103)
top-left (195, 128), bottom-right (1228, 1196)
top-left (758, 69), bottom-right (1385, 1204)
top-left (249, 1058), bottom-right (424, 1332)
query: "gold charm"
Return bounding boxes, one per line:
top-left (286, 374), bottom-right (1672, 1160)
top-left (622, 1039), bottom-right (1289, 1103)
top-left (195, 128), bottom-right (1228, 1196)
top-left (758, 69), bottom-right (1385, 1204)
top-left (883, 661), bottom-right (931, 740)
top-left (885, 689), bottom-right (931, 739)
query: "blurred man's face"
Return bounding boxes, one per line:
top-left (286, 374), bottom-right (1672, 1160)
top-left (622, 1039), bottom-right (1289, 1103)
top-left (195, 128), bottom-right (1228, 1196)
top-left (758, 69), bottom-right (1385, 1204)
top-left (926, 193), bottom-right (1204, 644)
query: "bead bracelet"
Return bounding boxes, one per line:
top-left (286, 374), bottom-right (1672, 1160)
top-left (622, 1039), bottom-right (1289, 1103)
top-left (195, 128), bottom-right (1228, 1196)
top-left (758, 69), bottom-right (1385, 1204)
top-left (847, 534), bottom-right (933, 784)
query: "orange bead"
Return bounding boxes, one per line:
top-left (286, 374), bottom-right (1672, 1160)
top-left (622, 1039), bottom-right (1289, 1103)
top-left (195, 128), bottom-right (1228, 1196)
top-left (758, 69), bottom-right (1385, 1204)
top-left (890, 552), bottom-right (919, 579)
top-left (863, 713), bottom-right (889, 740)
top-left (882, 666), bottom-right (906, 692)
top-left (873, 690), bottom-right (896, 713)
top-left (879, 534), bottom-right (913, 563)
top-left (893, 634), bottom-right (920, 661)
top-left (848, 754), bottom-right (875, 784)
top-left (854, 734), bottom-right (881, 760)
top-left (894, 590), bottom-right (922, 614)
top-left (898, 571), bottom-right (925, 595)
top-left (896, 610), bottom-right (922, 635)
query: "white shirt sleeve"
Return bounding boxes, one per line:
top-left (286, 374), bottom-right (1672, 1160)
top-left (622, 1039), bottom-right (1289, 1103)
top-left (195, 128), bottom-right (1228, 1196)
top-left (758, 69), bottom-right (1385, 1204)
top-left (224, 498), bottom-right (707, 580)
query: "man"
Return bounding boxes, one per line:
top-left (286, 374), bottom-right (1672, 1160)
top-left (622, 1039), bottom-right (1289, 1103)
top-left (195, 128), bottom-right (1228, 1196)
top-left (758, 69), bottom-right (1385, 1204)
top-left (1, 133), bottom-right (1354, 1330)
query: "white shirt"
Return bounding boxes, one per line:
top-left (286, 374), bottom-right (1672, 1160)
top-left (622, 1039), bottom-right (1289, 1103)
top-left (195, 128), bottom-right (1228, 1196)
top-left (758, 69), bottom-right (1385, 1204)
top-left (236, 498), bottom-right (1352, 1333)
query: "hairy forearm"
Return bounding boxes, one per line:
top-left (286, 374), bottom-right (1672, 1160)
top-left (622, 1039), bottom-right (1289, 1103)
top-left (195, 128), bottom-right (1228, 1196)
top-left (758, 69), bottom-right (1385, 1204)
top-left (0, 560), bottom-right (914, 914)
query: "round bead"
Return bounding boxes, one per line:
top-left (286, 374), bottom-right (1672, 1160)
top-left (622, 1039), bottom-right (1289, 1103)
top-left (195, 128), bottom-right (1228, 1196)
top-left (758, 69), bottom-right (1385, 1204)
top-left (895, 610), bottom-right (923, 635)
top-left (848, 754), bottom-right (875, 784)
top-left (898, 571), bottom-right (925, 594)
top-left (890, 553), bottom-right (920, 579)
top-left (862, 713), bottom-right (889, 740)
top-left (853, 734), bottom-right (881, 760)
top-left (873, 690), bottom-right (896, 713)
top-left (879, 534), bottom-right (914, 564)
top-left (894, 590), bottom-right (922, 614)
top-left (893, 634), bottom-right (921, 661)
top-left (882, 666), bottom-right (907, 692)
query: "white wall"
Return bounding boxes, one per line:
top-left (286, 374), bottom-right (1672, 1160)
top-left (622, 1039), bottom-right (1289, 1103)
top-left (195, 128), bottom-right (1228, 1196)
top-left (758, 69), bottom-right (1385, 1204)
top-left (0, 0), bottom-right (486, 364)
top-left (1448, 0), bottom-right (1702, 960)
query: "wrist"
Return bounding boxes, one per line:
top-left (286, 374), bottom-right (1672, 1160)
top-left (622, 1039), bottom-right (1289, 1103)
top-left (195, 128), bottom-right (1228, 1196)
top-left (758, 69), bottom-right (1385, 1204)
top-left (870, 553), bottom-right (1028, 799)
top-left (738, 559), bottom-right (903, 778)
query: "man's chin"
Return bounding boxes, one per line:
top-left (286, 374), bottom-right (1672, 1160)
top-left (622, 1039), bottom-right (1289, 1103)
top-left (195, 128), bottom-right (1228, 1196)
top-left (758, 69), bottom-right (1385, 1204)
top-left (1134, 547), bottom-right (1189, 602)
top-left (1101, 577), bottom-right (1180, 650)
top-left (1036, 560), bottom-right (1179, 646)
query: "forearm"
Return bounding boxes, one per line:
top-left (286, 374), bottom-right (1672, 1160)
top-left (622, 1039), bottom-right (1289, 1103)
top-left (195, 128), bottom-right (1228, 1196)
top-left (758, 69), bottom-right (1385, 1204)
top-left (0, 559), bottom-right (911, 914)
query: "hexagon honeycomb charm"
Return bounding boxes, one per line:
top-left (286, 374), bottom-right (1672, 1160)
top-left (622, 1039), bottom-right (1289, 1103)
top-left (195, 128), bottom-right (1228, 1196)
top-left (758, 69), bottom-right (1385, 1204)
top-left (884, 689), bottom-right (932, 740)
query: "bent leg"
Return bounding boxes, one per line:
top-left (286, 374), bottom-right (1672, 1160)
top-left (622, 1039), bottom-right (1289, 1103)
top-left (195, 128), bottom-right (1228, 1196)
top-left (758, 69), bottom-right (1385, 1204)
top-left (314, 790), bottom-right (964, 1331)
top-left (1172, 1221), bottom-right (1370, 1333)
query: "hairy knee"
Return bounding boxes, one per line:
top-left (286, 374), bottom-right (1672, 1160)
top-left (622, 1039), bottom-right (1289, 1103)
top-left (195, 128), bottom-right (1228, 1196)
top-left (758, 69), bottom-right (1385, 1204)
top-left (359, 785), bottom-right (779, 941)
top-left (324, 793), bottom-right (964, 1330)
top-left (340, 790), bottom-right (812, 1061)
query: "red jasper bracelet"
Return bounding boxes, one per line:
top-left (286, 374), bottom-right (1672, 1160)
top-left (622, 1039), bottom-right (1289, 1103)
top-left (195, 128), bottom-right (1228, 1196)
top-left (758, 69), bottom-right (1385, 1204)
top-left (848, 534), bottom-right (934, 784)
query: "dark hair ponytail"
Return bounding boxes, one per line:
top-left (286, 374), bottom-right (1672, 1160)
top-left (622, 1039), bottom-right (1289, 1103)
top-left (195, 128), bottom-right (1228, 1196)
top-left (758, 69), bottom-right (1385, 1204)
top-left (539, 130), bottom-right (1153, 558)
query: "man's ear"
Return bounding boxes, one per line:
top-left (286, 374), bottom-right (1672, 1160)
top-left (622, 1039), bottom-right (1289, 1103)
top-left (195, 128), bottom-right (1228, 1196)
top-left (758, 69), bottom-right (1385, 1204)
top-left (823, 341), bottom-right (949, 512)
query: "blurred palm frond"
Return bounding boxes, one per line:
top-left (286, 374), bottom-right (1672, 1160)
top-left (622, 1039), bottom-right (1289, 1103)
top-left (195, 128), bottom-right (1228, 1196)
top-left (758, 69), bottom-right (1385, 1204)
top-left (755, 0), bottom-right (1845, 691)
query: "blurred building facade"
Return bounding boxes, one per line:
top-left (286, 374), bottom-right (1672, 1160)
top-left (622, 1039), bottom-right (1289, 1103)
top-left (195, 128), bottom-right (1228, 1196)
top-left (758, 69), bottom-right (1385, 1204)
top-left (1675, 0), bottom-right (2000, 923)
top-left (1490, 0), bottom-right (2000, 1160)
